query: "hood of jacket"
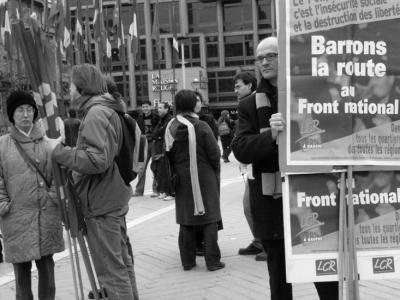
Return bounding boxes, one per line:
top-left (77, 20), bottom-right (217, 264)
top-left (169, 114), bottom-right (199, 143)
top-left (74, 93), bottom-right (127, 116)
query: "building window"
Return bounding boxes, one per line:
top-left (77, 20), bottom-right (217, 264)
top-left (188, 2), bottom-right (217, 33)
top-left (152, 39), bottom-right (166, 70)
top-left (121, 3), bottom-right (145, 36)
top-left (223, 1), bottom-right (252, 32)
top-left (206, 36), bottom-right (219, 67)
top-left (135, 74), bottom-right (149, 105)
top-left (208, 70), bottom-right (237, 104)
top-left (224, 35), bottom-right (254, 67)
top-left (173, 37), bottom-right (201, 68)
top-left (257, 0), bottom-right (273, 30)
top-left (151, 2), bottom-right (179, 35)
top-left (136, 38), bottom-right (147, 71)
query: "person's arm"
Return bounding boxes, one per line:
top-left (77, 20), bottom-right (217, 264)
top-left (231, 99), bottom-right (277, 165)
top-left (52, 106), bottom-right (119, 174)
top-left (200, 122), bottom-right (221, 172)
top-left (0, 155), bottom-right (10, 216)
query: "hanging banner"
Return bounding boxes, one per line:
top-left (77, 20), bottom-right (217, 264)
top-left (283, 171), bottom-right (400, 282)
top-left (281, 0), bottom-right (400, 169)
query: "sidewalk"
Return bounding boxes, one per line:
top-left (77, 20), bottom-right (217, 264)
top-left (1, 161), bottom-right (400, 299)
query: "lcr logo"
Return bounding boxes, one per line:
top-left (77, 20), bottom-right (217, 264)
top-left (315, 259), bottom-right (337, 276)
top-left (373, 257), bottom-right (395, 274)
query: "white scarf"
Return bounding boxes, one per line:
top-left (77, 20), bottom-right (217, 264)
top-left (165, 114), bottom-right (205, 216)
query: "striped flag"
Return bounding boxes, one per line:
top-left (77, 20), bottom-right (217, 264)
top-left (93, 7), bottom-right (100, 42)
top-left (116, 0), bottom-right (125, 60)
top-left (75, 1), bottom-right (84, 62)
top-left (93, 0), bottom-right (106, 52)
top-left (48, 0), bottom-right (65, 44)
top-left (84, 2), bottom-right (92, 63)
top-left (3, 9), bottom-right (10, 54)
top-left (12, 20), bottom-right (61, 138)
top-left (106, 36), bottom-right (111, 58)
top-left (63, 0), bottom-right (72, 63)
top-left (171, 3), bottom-right (179, 55)
top-left (152, 0), bottom-right (162, 61)
top-left (129, 0), bottom-right (138, 57)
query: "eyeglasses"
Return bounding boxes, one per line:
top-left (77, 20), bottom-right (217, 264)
top-left (256, 53), bottom-right (278, 63)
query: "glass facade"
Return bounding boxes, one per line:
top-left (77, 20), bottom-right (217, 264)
top-left (222, 1), bottom-right (252, 32)
top-left (72, 0), bottom-right (276, 109)
top-left (188, 2), bottom-right (218, 33)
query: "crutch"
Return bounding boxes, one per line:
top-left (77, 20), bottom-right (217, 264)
top-left (53, 161), bottom-right (103, 300)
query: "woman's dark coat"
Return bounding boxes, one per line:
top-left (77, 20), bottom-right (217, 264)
top-left (167, 115), bottom-right (221, 226)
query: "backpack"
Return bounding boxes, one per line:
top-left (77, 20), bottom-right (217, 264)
top-left (218, 121), bottom-right (231, 136)
top-left (115, 113), bottom-right (147, 185)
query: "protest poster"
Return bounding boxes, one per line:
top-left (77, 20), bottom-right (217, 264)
top-left (283, 171), bottom-right (400, 282)
top-left (279, 0), bottom-right (400, 169)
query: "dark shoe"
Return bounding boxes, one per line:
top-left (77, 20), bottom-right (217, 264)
top-left (88, 288), bottom-right (107, 299)
top-left (196, 247), bottom-right (205, 256)
top-left (255, 251), bottom-right (267, 261)
top-left (238, 243), bottom-right (263, 255)
top-left (207, 262), bottom-right (225, 271)
top-left (183, 263), bottom-right (196, 271)
top-left (132, 192), bottom-right (144, 197)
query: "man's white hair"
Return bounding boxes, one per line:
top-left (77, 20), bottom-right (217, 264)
top-left (256, 36), bottom-right (278, 54)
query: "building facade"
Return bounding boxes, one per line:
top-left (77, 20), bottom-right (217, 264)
top-left (71, 0), bottom-right (277, 112)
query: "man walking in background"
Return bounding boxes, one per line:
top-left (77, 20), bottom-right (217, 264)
top-left (133, 101), bottom-right (159, 197)
top-left (233, 71), bottom-right (267, 262)
top-left (152, 102), bottom-right (174, 201)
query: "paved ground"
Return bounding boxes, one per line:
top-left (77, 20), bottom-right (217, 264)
top-left (1, 156), bottom-right (400, 299)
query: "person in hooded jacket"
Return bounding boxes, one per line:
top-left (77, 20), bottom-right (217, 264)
top-left (0, 90), bottom-right (64, 300)
top-left (49, 64), bottom-right (138, 300)
top-left (165, 89), bottom-right (224, 272)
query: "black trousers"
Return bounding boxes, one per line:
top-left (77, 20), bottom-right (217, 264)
top-left (261, 239), bottom-right (338, 300)
top-left (220, 134), bottom-right (232, 159)
top-left (0, 238), bottom-right (3, 262)
top-left (13, 255), bottom-right (55, 300)
top-left (179, 223), bottom-right (221, 268)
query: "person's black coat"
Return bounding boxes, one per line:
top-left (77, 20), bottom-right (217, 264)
top-left (199, 111), bottom-right (219, 140)
top-left (231, 86), bottom-right (283, 239)
top-left (152, 113), bottom-right (172, 156)
top-left (168, 115), bottom-right (221, 226)
top-left (136, 110), bottom-right (159, 141)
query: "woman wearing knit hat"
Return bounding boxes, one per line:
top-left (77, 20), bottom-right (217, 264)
top-left (0, 90), bottom-right (64, 300)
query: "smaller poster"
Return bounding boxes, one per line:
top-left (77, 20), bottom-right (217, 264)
top-left (284, 171), bottom-right (400, 282)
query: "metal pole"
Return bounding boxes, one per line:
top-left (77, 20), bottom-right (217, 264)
top-left (338, 171), bottom-right (346, 300)
top-left (181, 43), bottom-right (185, 88)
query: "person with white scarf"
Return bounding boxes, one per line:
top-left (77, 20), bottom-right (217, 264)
top-left (165, 90), bottom-right (225, 272)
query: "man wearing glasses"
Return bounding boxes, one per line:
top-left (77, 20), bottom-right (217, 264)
top-left (232, 37), bottom-right (338, 299)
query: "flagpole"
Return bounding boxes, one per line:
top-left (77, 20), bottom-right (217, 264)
top-left (118, 0), bottom-right (127, 99)
top-left (171, 4), bottom-right (177, 102)
top-left (172, 42), bottom-right (176, 101)
top-left (181, 43), bottom-right (185, 89)
top-left (156, 0), bottom-right (162, 102)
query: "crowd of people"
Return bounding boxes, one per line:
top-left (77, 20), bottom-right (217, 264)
top-left (0, 36), bottom-right (340, 300)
